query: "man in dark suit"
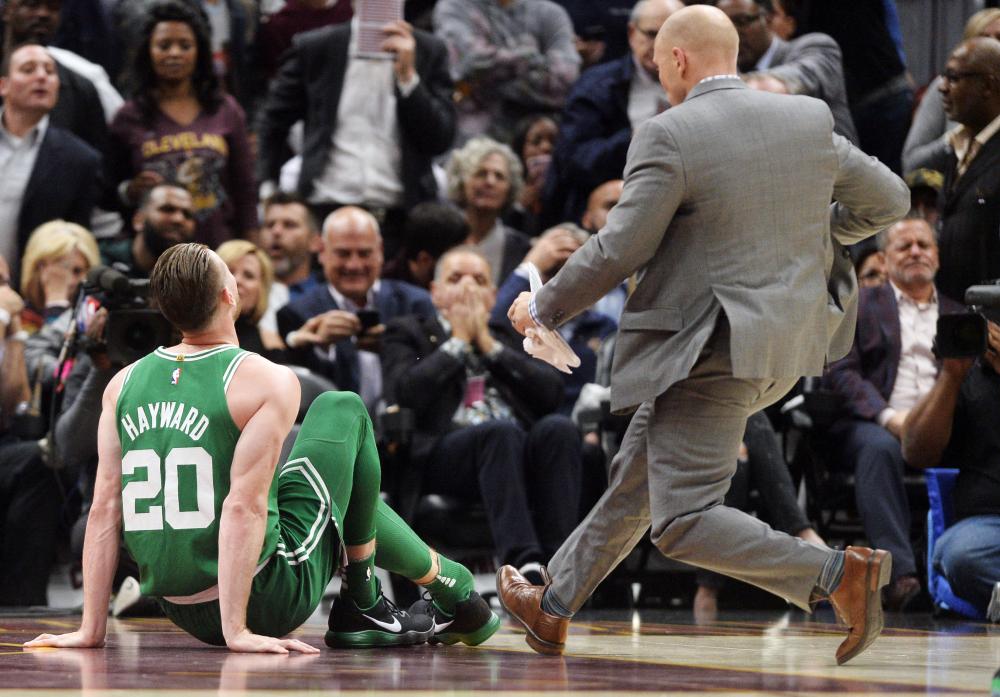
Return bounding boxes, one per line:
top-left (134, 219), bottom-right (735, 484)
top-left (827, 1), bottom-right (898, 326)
top-left (936, 38), bottom-right (1000, 305)
top-left (2, 0), bottom-right (109, 153)
top-left (383, 247), bottom-right (581, 580)
top-left (542, 0), bottom-right (683, 226)
top-left (717, 0), bottom-right (857, 142)
top-left (0, 44), bottom-right (99, 278)
top-left (277, 207), bottom-right (434, 410)
top-left (256, 19), bottom-right (454, 249)
top-left (825, 218), bottom-right (963, 610)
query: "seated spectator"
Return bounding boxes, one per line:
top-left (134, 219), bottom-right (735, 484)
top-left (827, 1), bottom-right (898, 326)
top-left (824, 217), bottom-right (963, 610)
top-left (259, 192), bottom-right (322, 330)
top-left (216, 240), bottom-right (286, 361)
top-left (17, 220), bottom-right (99, 334)
top-left (903, 321), bottom-right (1000, 620)
top-left (694, 411), bottom-right (826, 622)
top-left (0, 254), bottom-right (61, 606)
top-left (504, 115), bottom-right (558, 237)
top-left (718, 0), bottom-right (858, 143)
top-left (256, 0), bottom-right (352, 80)
top-left (106, 0), bottom-right (256, 249)
top-left (101, 183), bottom-right (197, 278)
top-left (432, 0), bottom-right (580, 143)
top-left (902, 8), bottom-right (1000, 176)
top-left (1, 44), bottom-right (100, 280)
top-left (490, 224), bottom-right (616, 413)
top-left (579, 179), bottom-right (627, 323)
top-left (256, 12), bottom-right (454, 251)
top-left (445, 137), bottom-right (530, 286)
top-left (905, 168), bottom-right (943, 229)
top-left (382, 202), bottom-right (469, 291)
top-left (382, 247), bottom-right (581, 581)
top-left (277, 207), bottom-right (435, 410)
top-left (1, 0), bottom-right (110, 152)
top-left (936, 38), bottom-right (1000, 305)
top-left (542, 0), bottom-right (682, 226)
top-left (853, 243), bottom-right (887, 290)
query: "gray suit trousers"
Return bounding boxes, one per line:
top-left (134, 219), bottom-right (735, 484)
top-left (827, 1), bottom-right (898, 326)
top-left (547, 321), bottom-right (835, 612)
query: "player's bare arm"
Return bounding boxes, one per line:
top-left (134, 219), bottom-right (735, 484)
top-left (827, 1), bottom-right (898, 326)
top-left (217, 356), bottom-right (315, 654)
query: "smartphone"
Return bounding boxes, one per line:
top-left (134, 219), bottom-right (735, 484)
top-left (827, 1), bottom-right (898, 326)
top-left (357, 309), bottom-right (381, 331)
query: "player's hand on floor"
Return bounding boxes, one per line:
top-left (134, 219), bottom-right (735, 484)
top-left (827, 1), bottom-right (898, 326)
top-left (226, 629), bottom-right (319, 654)
top-left (23, 630), bottom-right (105, 649)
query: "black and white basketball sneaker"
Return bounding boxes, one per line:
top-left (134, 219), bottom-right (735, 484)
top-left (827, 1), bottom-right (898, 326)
top-left (326, 588), bottom-right (433, 648)
top-left (408, 591), bottom-right (500, 646)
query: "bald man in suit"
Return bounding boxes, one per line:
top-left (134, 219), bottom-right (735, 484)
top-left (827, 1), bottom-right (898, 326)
top-left (499, 6), bottom-right (910, 664)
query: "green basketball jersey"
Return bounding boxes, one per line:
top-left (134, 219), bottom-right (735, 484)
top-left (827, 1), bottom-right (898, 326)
top-left (115, 344), bottom-right (281, 598)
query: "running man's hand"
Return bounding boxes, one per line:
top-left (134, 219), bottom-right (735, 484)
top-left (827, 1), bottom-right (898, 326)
top-left (226, 629), bottom-right (319, 654)
top-left (24, 630), bottom-right (106, 649)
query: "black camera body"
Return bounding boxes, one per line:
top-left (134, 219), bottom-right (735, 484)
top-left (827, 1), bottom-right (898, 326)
top-left (84, 268), bottom-right (175, 366)
top-left (935, 284), bottom-right (1000, 359)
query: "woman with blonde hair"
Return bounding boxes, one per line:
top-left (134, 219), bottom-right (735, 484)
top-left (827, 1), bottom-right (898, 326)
top-left (19, 221), bottom-right (100, 334)
top-left (902, 7), bottom-right (1000, 175)
top-left (216, 240), bottom-right (286, 361)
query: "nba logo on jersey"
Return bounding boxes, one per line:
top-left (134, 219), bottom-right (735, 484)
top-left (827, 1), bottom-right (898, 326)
top-left (170, 368), bottom-right (181, 385)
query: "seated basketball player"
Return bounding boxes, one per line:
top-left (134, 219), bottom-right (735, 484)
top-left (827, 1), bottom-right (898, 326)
top-left (24, 243), bottom-right (498, 653)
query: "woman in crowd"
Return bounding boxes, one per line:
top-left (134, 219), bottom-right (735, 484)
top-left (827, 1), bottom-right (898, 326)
top-left (900, 7), bottom-right (1000, 175)
top-left (504, 115), bottom-right (559, 236)
top-left (445, 137), bottom-right (530, 285)
top-left (19, 221), bottom-right (100, 335)
top-left (216, 240), bottom-right (286, 362)
top-left (107, 0), bottom-right (257, 249)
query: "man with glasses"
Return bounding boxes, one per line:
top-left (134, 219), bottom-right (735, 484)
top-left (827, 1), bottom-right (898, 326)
top-left (717, 0), bottom-right (858, 142)
top-left (542, 0), bottom-right (684, 225)
top-left (936, 37), bottom-right (1000, 305)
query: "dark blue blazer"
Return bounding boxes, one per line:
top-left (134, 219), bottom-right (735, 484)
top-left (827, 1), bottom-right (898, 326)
top-left (542, 55), bottom-right (632, 226)
top-left (824, 281), bottom-right (963, 421)
top-left (17, 126), bottom-right (100, 262)
top-left (276, 279), bottom-right (436, 394)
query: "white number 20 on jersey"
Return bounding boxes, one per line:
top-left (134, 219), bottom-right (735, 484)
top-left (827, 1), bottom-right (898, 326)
top-left (122, 447), bottom-right (216, 531)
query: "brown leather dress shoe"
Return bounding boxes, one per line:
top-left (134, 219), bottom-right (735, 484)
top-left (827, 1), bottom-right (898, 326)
top-left (496, 565), bottom-right (569, 656)
top-left (828, 546), bottom-right (893, 665)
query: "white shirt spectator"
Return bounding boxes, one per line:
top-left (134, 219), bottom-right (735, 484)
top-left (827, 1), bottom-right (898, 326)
top-left (878, 281), bottom-right (939, 427)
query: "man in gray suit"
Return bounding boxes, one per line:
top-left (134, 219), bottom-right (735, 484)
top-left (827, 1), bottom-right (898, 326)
top-left (717, 0), bottom-right (859, 143)
top-left (498, 5), bottom-right (910, 665)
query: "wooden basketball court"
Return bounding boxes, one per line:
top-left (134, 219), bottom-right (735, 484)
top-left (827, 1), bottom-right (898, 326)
top-left (2, 607), bottom-right (996, 696)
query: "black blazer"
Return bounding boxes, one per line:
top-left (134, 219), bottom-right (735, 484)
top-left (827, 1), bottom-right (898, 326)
top-left (937, 131), bottom-right (1000, 304)
top-left (256, 23), bottom-right (455, 207)
top-left (17, 126), bottom-right (101, 260)
top-left (276, 279), bottom-right (436, 395)
top-left (381, 313), bottom-right (565, 462)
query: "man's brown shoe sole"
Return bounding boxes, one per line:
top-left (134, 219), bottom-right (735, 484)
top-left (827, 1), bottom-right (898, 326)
top-left (836, 549), bottom-right (892, 665)
top-left (495, 568), bottom-right (566, 656)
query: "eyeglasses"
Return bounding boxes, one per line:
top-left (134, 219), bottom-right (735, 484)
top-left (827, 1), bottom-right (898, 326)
top-left (941, 70), bottom-right (991, 84)
top-left (729, 13), bottom-right (763, 28)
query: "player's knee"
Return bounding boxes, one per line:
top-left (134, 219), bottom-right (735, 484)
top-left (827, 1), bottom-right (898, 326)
top-left (310, 390), bottom-right (366, 419)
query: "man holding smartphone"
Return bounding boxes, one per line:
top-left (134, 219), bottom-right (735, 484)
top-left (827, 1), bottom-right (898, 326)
top-left (277, 207), bottom-right (436, 410)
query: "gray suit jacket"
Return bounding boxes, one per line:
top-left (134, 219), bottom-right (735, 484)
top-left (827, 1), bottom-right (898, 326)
top-left (533, 78), bottom-right (909, 413)
top-left (764, 33), bottom-right (859, 144)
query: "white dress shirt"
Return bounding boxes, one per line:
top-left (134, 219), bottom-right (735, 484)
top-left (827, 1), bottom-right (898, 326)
top-left (310, 20), bottom-right (419, 208)
top-left (878, 281), bottom-right (939, 427)
top-left (0, 112), bottom-right (48, 265)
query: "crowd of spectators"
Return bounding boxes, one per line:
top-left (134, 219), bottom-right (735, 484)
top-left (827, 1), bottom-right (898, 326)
top-left (0, 0), bottom-right (998, 623)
